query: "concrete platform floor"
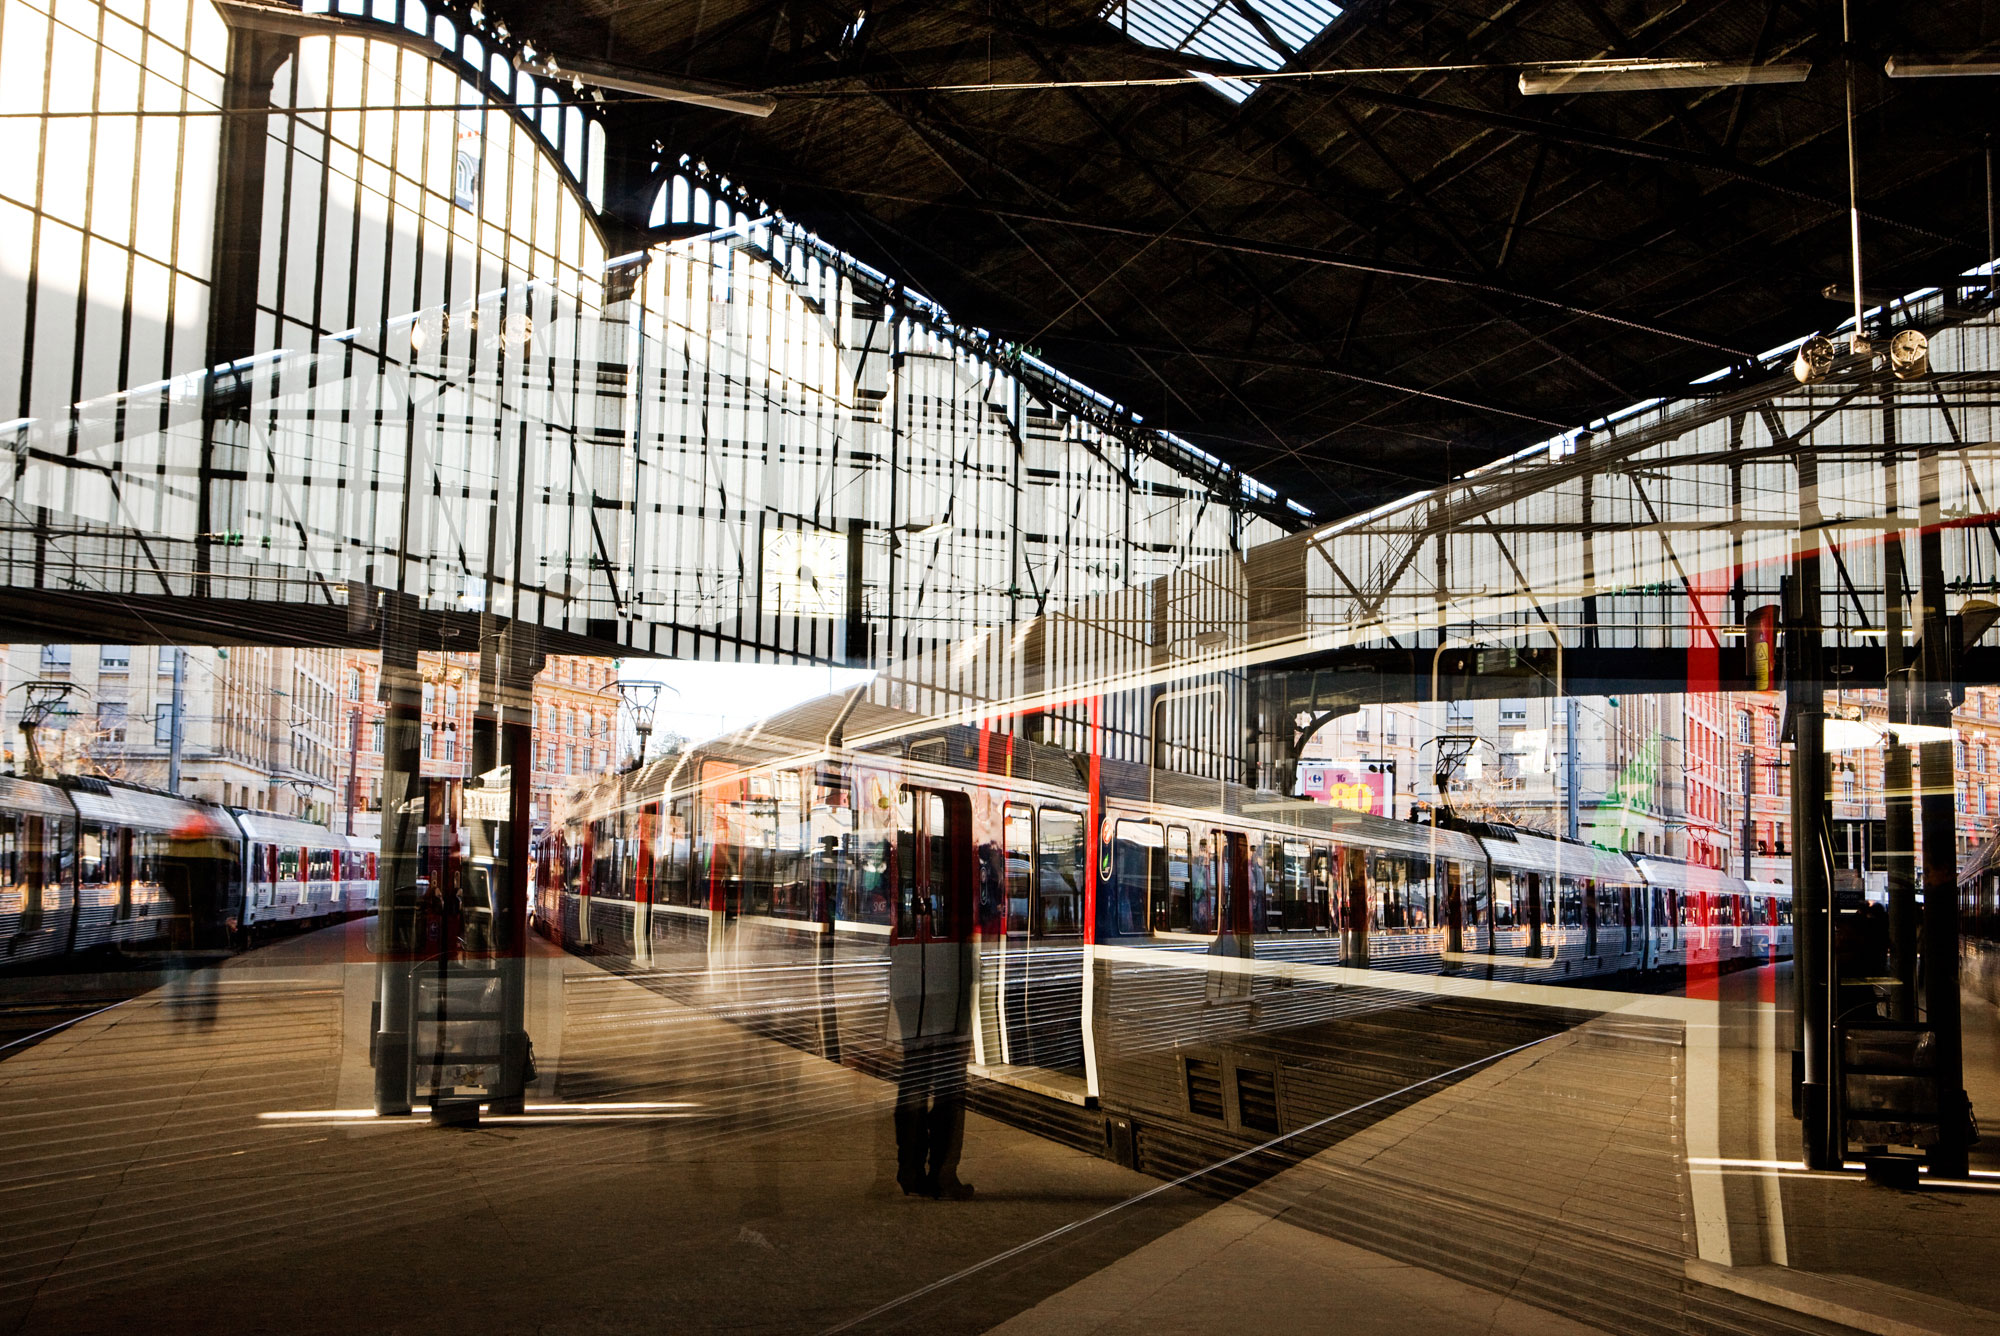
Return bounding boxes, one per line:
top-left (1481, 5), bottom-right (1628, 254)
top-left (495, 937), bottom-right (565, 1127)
top-left (0, 922), bottom-right (1594, 1336)
top-left (1, 925), bottom-right (1998, 1336)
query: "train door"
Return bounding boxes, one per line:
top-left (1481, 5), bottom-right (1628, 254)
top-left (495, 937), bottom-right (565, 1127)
top-left (1584, 876), bottom-right (1598, 957)
top-left (999, 802), bottom-right (1033, 1064)
top-left (887, 788), bottom-right (973, 1044)
top-left (633, 801), bottom-right (658, 967)
top-left (1001, 804), bottom-right (1087, 1071)
top-left (116, 830), bottom-right (134, 923)
top-left (1309, 846), bottom-right (1335, 937)
top-left (1207, 831), bottom-right (1254, 1002)
top-left (1341, 845), bottom-right (1369, 967)
top-left (1444, 858), bottom-right (1464, 955)
top-left (22, 815), bottom-right (43, 937)
top-left (1524, 872), bottom-right (1544, 958)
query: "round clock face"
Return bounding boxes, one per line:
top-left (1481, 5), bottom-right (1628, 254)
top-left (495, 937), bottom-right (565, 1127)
top-left (764, 529), bottom-right (846, 617)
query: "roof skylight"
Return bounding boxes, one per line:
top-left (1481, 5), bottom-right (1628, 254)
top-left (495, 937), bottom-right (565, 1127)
top-left (1102, 0), bottom-right (1345, 102)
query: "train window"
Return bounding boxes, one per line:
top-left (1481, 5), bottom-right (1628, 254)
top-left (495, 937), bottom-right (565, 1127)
top-left (1191, 833), bottom-right (1217, 934)
top-left (807, 771), bottom-right (848, 923)
top-left (924, 793), bottom-right (955, 939)
top-left (1559, 877), bottom-right (1583, 928)
top-left (1265, 838), bottom-right (1318, 933)
top-left (895, 792), bottom-right (918, 937)
top-left (849, 823), bottom-right (893, 926)
top-left (890, 790), bottom-right (959, 938)
top-left (657, 798), bottom-right (690, 906)
top-left (1309, 848), bottom-right (1335, 930)
top-left (77, 827), bottom-right (105, 898)
top-left (1003, 805), bottom-right (1033, 936)
top-left (1036, 809), bottom-right (1085, 939)
top-left (278, 847), bottom-right (300, 881)
top-left (1371, 854), bottom-right (1407, 928)
top-left (770, 770), bottom-right (808, 920)
top-left (1246, 841), bottom-right (1268, 932)
top-left (1160, 826), bottom-right (1194, 932)
top-left (1110, 820), bottom-right (1162, 940)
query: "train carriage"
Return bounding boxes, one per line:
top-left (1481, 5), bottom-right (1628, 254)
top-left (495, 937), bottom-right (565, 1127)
top-left (533, 696), bottom-right (1798, 1133)
top-left (235, 812), bottom-right (374, 931)
top-left (68, 781), bottom-right (243, 953)
top-left (0, 776), bottom-right (76, 965)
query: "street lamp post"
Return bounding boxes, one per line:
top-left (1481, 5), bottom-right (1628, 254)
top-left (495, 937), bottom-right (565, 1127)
top-left (606, 679), bottom-right (671, 769)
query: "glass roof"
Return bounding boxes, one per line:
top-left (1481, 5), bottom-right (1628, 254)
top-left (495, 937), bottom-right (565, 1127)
top-left (1102, 0), bottom-right (1346, 101)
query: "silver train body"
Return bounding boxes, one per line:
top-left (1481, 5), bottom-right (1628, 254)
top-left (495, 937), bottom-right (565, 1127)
top-left (532, 700), bottom-right (1795, 1090)
top-left (0, 773), bottom-right (373, 965)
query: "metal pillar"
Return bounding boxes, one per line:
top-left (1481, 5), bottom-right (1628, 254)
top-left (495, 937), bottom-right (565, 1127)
top-left (372, 591), bottom-right (424, 1116)
top-left (1786, 561), bottom-right (1838, 1168)
top-left (1740, 749), bottom-right (1754, 881)
top-left (1915, 449), bottom-right (1971, 1179)
top-left (343, 706), bottom-right (360, 837)
top-left (1565, 697), bottom-right (1581, 841)
top-left (166, 647), bottom-right (187, 796)
top-left (196, 21), bottom-right (292, 598)
top-left (472, 615), bottom-right (539, 1115)
top-left (1884, 474), bottom-right (1919, 1022)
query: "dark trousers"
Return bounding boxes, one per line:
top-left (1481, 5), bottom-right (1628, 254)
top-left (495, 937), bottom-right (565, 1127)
top-left (894, 1042), bottom-right (969, 1197)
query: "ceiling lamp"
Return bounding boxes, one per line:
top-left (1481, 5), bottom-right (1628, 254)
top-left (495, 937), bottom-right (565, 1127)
top-left (1888, 329), bottom-right (1930, 380)
top-left (513, 52), bottom-right (776, 118)
top-left (1518, 60), bottom-right (1810, 96)
top-left (1792, 336), bottom-right (1836, 384)
top-left (1885, 55), bottom-right (2000, 78)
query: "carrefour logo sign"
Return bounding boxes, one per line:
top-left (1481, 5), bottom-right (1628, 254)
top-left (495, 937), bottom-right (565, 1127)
top-left (1299, 763), bottom-right (1390, 815)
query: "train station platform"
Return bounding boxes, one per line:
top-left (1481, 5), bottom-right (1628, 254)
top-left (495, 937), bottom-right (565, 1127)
top-left (0, 930), bottom-right (1995, 1336)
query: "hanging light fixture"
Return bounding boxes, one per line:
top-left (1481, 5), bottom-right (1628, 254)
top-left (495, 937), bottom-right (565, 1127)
top-left (1793, 336), bottom-right (1836, 384)
top-left (1888, 329), bottom-right (1930, 380)
top-left (1518, 59), bottom-right (1810, 96)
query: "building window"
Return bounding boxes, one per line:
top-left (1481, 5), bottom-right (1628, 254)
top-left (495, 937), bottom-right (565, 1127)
top-left (1736, 711), bottom-right (1751, 744)
top-left (39, 644), bottom-right (71, 672)
top-left (1842, 770), bottom-right (1857, 801)
top-left (445, 686), bottom-right (459, 715)
top-left (347, 668), bottom-right (362, 700)
top-left (96, 701), bottom-right (127, 744)
top-left (99, 645), bottom-right (130, 671)
top-left (1763, 713), bottom-right (1779, 747)
top-left (1500, 698), bottom-right (1527, 722)
top-left (371, 719), bottom-right (385, 752)
top-left (422, 682), bottom-right (436, 713)
top-left (423, 723), bottom-right (435, 759)
top-left (368, 778), bottom-right (382, 811)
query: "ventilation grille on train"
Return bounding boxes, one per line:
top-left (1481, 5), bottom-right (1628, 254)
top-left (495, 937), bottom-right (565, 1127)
top-left (1185, 1057), bottom-right (1225, 1120)
top-left (1236, 1066), bottom-right (1280, 1134)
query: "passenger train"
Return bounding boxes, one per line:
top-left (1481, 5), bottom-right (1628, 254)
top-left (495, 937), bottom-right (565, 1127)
top-left (1957, 836), bottom-right (2000, 1008)
top-left (0, 772), bottom-right (376, 965)
top-left (533, 694), bottom-right (1794, 1151)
